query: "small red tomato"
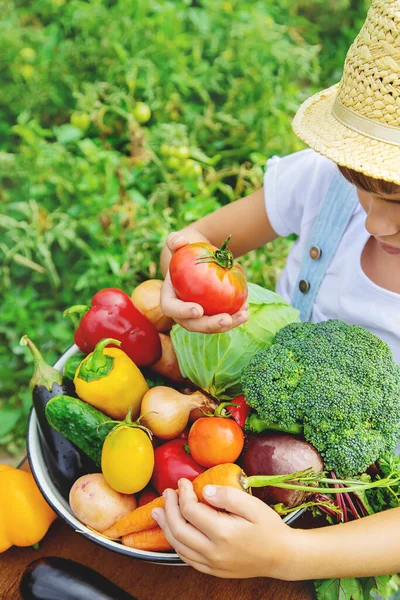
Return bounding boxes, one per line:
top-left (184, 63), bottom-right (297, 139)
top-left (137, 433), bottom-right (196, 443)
top-left (137, 486), bottom-right (159, 507)
top-left (188, 417), bottom-right (244, 468)
top-left (151, 439), bottom-right (205, 494)
top-left (169, 237), bottom-right (248, 316)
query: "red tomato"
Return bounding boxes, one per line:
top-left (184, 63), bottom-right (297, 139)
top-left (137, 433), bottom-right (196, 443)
top-left (137, 487), bottom-right (159, 507)
top-left (151, 439), bottom-right (205, 494)
top-left (188, 417), bottom-right (244, 468)
top-left (169, 238), bottom-right (248, 316)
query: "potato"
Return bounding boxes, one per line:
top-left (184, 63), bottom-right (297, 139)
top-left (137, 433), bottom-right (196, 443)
top-left (69, 473), bottom-right (137, 533)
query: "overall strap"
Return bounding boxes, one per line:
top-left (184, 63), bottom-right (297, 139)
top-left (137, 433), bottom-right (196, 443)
top-left (291, 170), bottom-right (359, 322)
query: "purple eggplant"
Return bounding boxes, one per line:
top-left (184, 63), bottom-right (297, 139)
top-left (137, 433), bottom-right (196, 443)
top-left (20, 557), bottom-right (137, 600)
top-left (21, 336), bottom-right (97, 498)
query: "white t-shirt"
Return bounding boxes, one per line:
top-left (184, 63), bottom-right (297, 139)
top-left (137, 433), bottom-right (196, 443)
top-left (263, 149), bottom-right (400, 363)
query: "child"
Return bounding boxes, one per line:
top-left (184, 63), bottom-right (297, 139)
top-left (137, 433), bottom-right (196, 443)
top-left (153, 0), bottom-right (400, 581)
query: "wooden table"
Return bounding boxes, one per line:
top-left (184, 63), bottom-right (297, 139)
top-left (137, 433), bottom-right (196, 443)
top-left (1, 461), bottom-right (314, 600)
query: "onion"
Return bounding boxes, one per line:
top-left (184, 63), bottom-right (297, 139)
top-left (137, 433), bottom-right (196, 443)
top-left (131, 280), bottom-right (173, 332)
top-left (140, 386), bottom-right (208, 439)
top-left (151, 333), bottom-right (184, 383)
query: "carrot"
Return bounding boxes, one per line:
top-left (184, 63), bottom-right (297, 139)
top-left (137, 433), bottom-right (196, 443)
top-left (122, 527), bottom-right (173, 551)
top-left (103, 463), bottom-right (247, 539)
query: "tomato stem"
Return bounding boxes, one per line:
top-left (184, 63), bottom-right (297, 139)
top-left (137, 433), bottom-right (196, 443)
top-left (195, 235), bottom-right (234, 270)
top-left (96, 408), bottom-right (154, 440)
top-left (214, 402), bottom-right (239, 418)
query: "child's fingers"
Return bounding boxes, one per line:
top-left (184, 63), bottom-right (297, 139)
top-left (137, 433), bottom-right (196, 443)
top-left (160, 274), bottom-right (204, 320)
top-left (177, 479), bottom-right (229, 539)
top-left (202, 485), bottom-right (264, 524)
top-left (152, 508), bottom-right (209, 566)
top-left (166, 232), bottom-right (190, 253)
top-left (176, 310), bottom-right (248, 333)
top-left (162, 296), bottom-right (205, 321)
top-left (175, 313), bottom-right (234, 334)
top-left (155, 490), bottom-right (211, 555)
top-left (230, 309), bottom-right (248, 328)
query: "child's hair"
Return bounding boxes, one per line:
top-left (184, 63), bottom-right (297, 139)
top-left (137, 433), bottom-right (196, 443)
top-left (338, 165), bottom-right (400, 197)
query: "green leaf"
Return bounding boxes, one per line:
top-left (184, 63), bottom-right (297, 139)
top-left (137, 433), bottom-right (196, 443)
top-left (54, 125), bottom-right (83, 145)
top-left (315, 578), bottom-right (364, 600)
top-left (0, 408), bottom-right (22, 438)
top-left (361, 574), bottom-right (400, 599)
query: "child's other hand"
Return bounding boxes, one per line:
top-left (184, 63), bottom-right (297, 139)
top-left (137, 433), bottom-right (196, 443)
top-left (161, 232), bottom-right (248, 334)
top-left (152, 478), bottom-right (297, 579)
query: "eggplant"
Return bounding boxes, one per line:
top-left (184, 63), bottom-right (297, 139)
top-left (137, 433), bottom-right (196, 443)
top-left (20, 557), bottom-right (137, 600)
top-left (21, 336), bottom-right (98, 498)
top-left (241, 432), bottom-right (324, 508)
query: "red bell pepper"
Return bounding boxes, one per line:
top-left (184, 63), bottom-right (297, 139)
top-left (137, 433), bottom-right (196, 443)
top-left (137, 486), bottom-right (159, 507)
top-left (226, 394), bottom-right (250, 429)
top-left (151, 439), bottom-right (205, 495)
top-left (65, 288), bottom-right (161, 367)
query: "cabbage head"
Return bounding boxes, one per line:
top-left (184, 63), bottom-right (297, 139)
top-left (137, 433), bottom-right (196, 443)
top-left (170, 283), bottom-right (299, 400)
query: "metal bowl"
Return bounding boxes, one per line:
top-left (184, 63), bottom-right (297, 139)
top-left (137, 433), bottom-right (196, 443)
top-left (27, 344), bottom-right (303, 564)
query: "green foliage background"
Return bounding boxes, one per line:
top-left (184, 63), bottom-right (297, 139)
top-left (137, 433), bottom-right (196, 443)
top-left (0, 0), bottom-right (369, 453)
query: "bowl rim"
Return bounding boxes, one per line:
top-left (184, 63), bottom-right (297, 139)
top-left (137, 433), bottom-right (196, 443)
top-left (27, 344), bottom-right (303, 564)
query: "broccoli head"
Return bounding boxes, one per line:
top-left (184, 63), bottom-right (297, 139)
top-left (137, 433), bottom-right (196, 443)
top-left (241, 320), bottom-right (400, 477)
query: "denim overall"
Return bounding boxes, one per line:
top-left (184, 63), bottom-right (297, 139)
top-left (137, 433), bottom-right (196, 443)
top-left (290, 169), bottom-right (359, 321)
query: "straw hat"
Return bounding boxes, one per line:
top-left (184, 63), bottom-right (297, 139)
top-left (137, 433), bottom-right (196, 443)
top-left (292, 0), bottom-right (400, 185)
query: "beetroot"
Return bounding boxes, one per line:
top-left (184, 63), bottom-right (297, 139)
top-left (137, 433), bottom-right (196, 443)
top-left (241, 433), bottom-right (323, 508)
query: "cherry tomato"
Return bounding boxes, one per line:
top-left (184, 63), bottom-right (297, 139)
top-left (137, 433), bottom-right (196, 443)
top-left (151, 439), bottom-right (205, 494)
top-left (188, 417), bottom-right (244, 468)
top-left (181, 159), bottom-right (202, 177)
top-left (20, 64), bottom-right (34, 79)
top-left (20, 47), bottom-right (36, 61)
top-left (101, 425), bottom-right (154, 494)
top-left (166, 156), bottom-right (181, 170)
top-left (176, 146), bottom-right (190, 159)
top-left (160, 144), bottom-right (171, 156)
top-left (132, 102), bottom-right (151, 124)
top-left (70, 111), bottom-right (91, 130)
top-left (137, 486), bottom-right (159, 507)
top-left (169, 238), bottom-right (248, 316)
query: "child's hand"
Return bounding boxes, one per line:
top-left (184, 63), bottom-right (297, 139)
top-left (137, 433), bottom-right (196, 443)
top-left (161, 233), bottom-right (248, 334)
top-left (152, 478), bottom-right (297, 579)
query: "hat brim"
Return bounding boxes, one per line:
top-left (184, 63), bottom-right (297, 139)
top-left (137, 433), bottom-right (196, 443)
top-left (292, 84), bottom-right (400, 186)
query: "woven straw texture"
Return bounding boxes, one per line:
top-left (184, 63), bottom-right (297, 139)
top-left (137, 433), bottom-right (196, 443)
top-left (292, 0), bottom-right (400, 185)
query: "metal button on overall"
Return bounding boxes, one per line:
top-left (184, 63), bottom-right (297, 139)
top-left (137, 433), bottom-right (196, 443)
top-left (299, 279), bottom-right (310, 293)
top-left (309, 245), bottom-right (322, 260)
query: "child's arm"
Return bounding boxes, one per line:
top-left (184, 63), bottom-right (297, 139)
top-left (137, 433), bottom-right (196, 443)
top-left (153, 479), bottom-right (400, 581)
top-left (160, 186), bottom-right (279, 333)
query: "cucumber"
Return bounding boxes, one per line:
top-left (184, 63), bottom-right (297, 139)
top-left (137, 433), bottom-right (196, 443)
top-left (45, 395), bottom-right (115, 466)
top-left (63, 353), bottom-right (86, 381)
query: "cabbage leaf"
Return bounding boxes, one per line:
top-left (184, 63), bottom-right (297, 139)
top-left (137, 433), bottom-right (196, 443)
top-left (170, 282), bottom-right (299, 399)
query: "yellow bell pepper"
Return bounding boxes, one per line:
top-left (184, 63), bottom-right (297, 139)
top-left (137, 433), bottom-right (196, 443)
top-left (0, 465), bottom-right (56, 553)
top-left (74, 338), bottom-right (149, 420)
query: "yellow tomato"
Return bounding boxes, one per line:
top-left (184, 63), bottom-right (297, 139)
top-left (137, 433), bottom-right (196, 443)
top-left (101, 426), bottom-right (154, 494)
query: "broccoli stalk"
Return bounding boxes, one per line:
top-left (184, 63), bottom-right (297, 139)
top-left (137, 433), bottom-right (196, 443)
top-left (245, 412), bottom-right (303, 436)
top-left (241, 320), bottom-right (400, 477)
